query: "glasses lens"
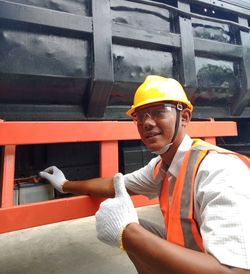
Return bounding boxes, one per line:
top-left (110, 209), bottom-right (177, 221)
top-left (133, 104), bottom-right (174, 124)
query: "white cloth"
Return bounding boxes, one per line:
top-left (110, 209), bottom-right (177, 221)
top-left (124, 135), bottom-right (250, 269)
top-left (39, 166), bottom-right (68, 193)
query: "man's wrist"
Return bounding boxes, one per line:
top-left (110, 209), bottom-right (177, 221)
top-left (61, 180), bottom-right (69, 193)
top-left (122, 223), bottom-right (141, 251)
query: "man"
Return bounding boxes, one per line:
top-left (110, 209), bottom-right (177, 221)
top-left (40, 75), bottom-right (250, 274)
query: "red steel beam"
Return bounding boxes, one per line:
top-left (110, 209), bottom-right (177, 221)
top-left (0, 121), bottom-right (237, 145)
top-left (0, 196), bottom-right (104, 233)
top-left (0, 120), bottom-right (238, 233)
top-left (0, 121), bottom-right (139, 145)
top-left (1, 145), bottom-right (16, 208)
top-left (0, 194), bottom-right (159, 233)
top-left (100, 141), bottom-right (119, 177)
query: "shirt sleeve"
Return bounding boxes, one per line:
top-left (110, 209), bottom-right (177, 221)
top-left (124, 156), bottom-right (163, 199)
top-left (194, 153), bottom-right (250, 269)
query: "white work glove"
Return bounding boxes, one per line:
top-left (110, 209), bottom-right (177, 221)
top-left (39, 166), bottom-right (68, 193)
top-left (95, 173), bottom-right (139, 248)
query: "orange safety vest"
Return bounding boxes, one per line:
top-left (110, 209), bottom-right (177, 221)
top-left (155, 139), bottom-right (250, 252)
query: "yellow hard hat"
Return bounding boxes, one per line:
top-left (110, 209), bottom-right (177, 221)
top-left (127, 75), bottom-right (193, 117)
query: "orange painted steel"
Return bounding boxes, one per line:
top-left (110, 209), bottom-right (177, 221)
top-left (1, 145), bottom-right (16, 208)
top-left (0, 121), bottom-right (139, 145)
top-left (0, 120), bottom-right (237, 233)
top-left (0, 121), bottom-right (237, 145)
top-left (100, 141), bottom-right (119, 177)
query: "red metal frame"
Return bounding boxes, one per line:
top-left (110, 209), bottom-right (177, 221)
top-left (0, 121), bottom-right (237, 233)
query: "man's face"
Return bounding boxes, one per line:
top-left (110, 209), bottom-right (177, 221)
top-left (133, 103), bottom-right (177, 153)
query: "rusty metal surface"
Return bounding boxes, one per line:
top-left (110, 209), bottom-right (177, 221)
top-left (14, 175), bottom-right (43, 184)
top-left (111, 0), bottom-right (171, 35)
top-left (0, 0), bottom-right (249, 120)
top-left (0, 29), bottom-right (89, 78)
top-left (194, 57), bottom-right (238, 106)
top-left (6, 0), bottom-right (90, 15)
top-left (192, 18), bottom-right (232, 43)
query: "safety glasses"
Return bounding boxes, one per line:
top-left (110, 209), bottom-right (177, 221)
top-left (132, 103), bottom-right (183, 124)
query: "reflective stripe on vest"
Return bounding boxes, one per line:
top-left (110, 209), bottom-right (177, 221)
top-left (158, 139), bottom-right (250, 252)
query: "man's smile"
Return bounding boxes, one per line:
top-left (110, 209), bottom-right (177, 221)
top-left (143, 131), bottom-right (162, 141)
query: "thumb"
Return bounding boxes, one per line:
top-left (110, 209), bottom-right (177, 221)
top-left (39, 171), bottom-right (52, 181)
top-left (114, 173), bottom-right (127, 198)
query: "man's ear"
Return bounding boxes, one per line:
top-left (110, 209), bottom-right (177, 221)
top-left (180, 108), bottom-right (192, 127)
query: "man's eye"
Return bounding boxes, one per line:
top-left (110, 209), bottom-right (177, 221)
top-left (153, 110), bottom-right (165, 116)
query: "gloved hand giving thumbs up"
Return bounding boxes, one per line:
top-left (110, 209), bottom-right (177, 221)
top-left (95, 173), bottom-right (139, 248)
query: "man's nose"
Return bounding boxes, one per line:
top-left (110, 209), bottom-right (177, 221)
top-left (142, 113), bottom-right (156, 127)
